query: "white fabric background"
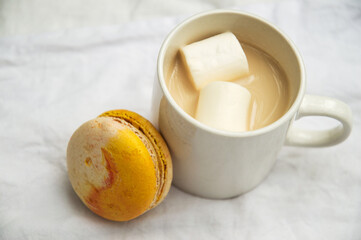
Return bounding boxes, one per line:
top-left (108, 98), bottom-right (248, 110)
top-left (0, 0), bottom-right (360, 239)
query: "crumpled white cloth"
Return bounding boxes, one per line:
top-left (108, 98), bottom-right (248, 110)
top-left (0, 0), bottom-right (360, 239)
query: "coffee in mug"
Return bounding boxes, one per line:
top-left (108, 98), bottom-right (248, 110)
top-left (165, 37), bottom-right (291, 131)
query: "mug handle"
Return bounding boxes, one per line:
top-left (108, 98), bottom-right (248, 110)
top-left (285, 94), bottom-right (353, 147)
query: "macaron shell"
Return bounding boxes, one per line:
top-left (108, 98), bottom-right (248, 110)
top-left (67, 117), bottom-right (157, 221)
top-left (99, 110), bottom-right (173, 207)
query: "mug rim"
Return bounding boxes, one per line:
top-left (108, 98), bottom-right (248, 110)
top-left (157, 9), bottom-right (306, 137)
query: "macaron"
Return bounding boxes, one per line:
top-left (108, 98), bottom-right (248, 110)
top-left (66, 110), bottom-right (172, 221)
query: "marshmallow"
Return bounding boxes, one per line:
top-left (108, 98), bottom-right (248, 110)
top-left (181, 32), bottom-right (249, 90)
top-left (195, 81), bottom-right (251, 132)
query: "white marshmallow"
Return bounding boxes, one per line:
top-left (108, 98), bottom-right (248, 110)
top-left (181, 32), bottom-right (249, 90)
top-left (195, 81), bottom-right (251, 132)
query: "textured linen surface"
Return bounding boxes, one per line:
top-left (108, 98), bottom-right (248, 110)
top-left (0, 0), bottom-right (360, 239)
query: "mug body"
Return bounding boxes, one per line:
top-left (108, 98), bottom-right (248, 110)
top-left (152, 10), bottom-right (305, 199)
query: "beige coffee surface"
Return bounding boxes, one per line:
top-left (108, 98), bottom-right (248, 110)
top-left (166, 43), bottom-right (291, 131)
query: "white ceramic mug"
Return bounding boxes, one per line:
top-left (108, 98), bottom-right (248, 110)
top-left (151, 10), bottom-right (353, 199)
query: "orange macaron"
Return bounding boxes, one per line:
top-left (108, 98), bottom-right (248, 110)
top-left (66, 110), bottom-right (172, 221)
